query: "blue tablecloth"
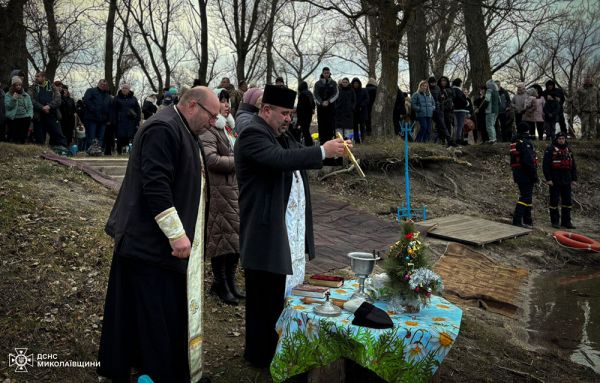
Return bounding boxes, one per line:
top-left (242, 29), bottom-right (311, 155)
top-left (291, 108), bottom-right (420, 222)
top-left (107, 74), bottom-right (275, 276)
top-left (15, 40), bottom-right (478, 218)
top-left (271, 280), bottom-right (462, 382)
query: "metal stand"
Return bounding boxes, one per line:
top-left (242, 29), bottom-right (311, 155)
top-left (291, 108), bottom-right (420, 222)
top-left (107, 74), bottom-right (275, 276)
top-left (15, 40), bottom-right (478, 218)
top-left (397, 121), bottom-right (427, 222)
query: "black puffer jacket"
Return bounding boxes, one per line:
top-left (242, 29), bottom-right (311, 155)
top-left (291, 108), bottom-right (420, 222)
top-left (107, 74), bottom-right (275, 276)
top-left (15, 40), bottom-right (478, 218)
top-left (111, 90), bottom-right (141, 139)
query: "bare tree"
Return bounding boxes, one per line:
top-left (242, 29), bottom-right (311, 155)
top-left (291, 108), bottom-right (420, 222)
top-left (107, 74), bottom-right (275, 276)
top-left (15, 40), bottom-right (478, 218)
top-left (406, 2), bottom-right (428, 91)
top-left (118, 0), bottom-right (185, 92)
top-left (215, 0), bottom-right (276, 83)
top-left (24, 0), bottom-right (99, 81)
top-left (425, 0), bottom-right (461, 80)
top-left (299, 0), bottom-right (415, 137)
top-left (184, 0), bottom-right (210, 84)
top-left (272, 2), bottom-right (336, 85)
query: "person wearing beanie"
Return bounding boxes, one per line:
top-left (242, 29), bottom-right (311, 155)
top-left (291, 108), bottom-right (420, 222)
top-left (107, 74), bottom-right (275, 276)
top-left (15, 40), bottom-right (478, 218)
top-left (235, 87), bottom-right (263, 134)
top-left (541, 80), bottom-right (560, 140)
top-left (351, 77), bottom-right (368, 143)
top-left (365, 78), bottom-right (377, 136)
top-left (4, 76), bottom-right (33, 144)
top-left (452, 78), bottom-right (470, 144)
top-left (235, 84), bottom-right (351, 368)
top-left (510, 121), bottom-right (539, 228)
top-left (542, 132), bottom-right (577, 228)
top-left (542, 79), bottom-right (567, 136)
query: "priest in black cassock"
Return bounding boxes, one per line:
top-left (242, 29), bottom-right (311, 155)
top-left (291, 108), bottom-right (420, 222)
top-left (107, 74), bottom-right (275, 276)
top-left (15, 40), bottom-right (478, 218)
top-left (97, 86), bottom-right (220, 383)
top-left (234, 85), bottom-right (351, 368)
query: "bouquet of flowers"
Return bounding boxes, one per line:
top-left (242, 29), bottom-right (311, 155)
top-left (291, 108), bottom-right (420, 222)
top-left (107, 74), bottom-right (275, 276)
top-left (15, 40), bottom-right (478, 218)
top-left (383, 221), bottom-right (443, 308)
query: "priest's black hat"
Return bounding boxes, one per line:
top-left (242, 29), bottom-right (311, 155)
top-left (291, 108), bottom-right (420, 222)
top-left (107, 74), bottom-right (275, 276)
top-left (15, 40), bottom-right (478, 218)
top-left (262, 84), bottom-right (296, 109)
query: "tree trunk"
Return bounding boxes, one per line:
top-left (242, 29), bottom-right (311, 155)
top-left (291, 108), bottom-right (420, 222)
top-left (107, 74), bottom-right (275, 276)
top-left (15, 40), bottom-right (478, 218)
top-left (197, 0), bottom-right (208, 85)
top-left (463, 0), bottom-right (491, 89)
top-left (104, 0), bottom-right (117, 93)
top-left (406, 3), bottom-right (428, 92)
top-left (366, 12), bottom-right (378, 79)
top-left (265, 0), bottom-right (278, 84)
top-left (42, 0), bottom-right (60, 81)
top-left (372, 0), bottom-right (402, 137)
top-left (0, 0), bottom-right (28, 85)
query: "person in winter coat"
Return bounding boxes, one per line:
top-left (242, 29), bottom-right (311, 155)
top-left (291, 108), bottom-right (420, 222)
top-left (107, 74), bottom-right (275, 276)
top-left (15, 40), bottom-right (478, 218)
top-left (542, 81), bottom-right (560, 140)
top-left (142, 95), bottom-right (158, 121)
top-left (573, 77), bottom-right (599, 140)
top-left (411, 80), bottom-right (435, 142)
top-left (199, 88), bottom-right (243, 306)
top-left (110, 84), bottom-right (141, 154)
top-left (495, 80), bottom-right (514, 142)
top-left (542, 132), bottom-right (577, 228)
top-left (473, 85), bottom-right (488, 143)
top-left (235, 86), bottom-right (263, 135)
top-left (365, 78), bottom-right (377, 136)
top-left (334, 78), bottom-right (355, 139)
top-left (4, 76), bottom-right (33, 144)
top-left (428, 76), bottom-right (453, 146)
top-left (296, 81), bottom-right (315, 146)
top-left (28, 71), bottom-right (66, 147)
top-left (543, 80), bottom-right (567, 135)
top-left (313, 67), bottom-right (339, 145)
top-left (83, 79), bottom-right (112, 149)
top-left (510, 122), bottom-right (539, 228)
top-left (523, 87), bottom-right (545, 140)
top-left (484, 79), bottom-right (500, 144)
top-left (438, 76), bottom-right (455, 145)
top-left (351, 78), bottom-right (369, 143)
top-left (452, 78), bottom-right (469, 144)
top-left (512, 83), bottom-right (528, 125)
top-left (59, 85), bottom-right (76, 146)
top-left (393, 87), bottom-right (407, 136)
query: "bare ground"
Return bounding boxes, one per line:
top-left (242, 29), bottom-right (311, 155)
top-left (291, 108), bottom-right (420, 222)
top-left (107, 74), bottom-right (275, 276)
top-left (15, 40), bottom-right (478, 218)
top-left (0, 139), bottom-right (599, 382)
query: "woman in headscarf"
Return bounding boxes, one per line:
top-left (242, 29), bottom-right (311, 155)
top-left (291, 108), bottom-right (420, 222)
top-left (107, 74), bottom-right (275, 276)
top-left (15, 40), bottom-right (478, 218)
top-left (199, 88), bottom-right (243, 305)
top-left (4, 76), bottom-right (33, 144)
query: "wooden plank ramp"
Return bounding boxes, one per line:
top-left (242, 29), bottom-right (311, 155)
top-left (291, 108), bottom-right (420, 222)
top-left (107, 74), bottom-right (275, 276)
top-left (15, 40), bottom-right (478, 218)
top-left (415, 214), bottom-right (531, 246)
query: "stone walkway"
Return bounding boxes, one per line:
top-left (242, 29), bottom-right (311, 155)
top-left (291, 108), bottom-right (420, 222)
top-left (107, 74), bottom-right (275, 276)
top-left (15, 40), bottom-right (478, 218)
top-left (43, 153), bottom-right (401, 273)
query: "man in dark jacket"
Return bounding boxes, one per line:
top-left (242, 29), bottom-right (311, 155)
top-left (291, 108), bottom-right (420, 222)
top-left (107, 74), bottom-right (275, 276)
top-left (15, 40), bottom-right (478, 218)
top-left (59, 85), bottom-right (76, 146)
top-left (98, 86), bottom-right (220, 383)
top-left (110, 83), bottom-right (141, 154)
top-left (296, 81), bottom-right (315, 146)
top-left (495, 80), bottom-right (514, 142)
top-left (313, 67), bottom-right (338, 146)
top-left (542, 80), bottom-right (561, 140)
top-left (235, 85), bottom-right (349, 368)
top-left (543, 80), bottom-right (567, 135)
top-left (351, 78), bottom-right (369, 143)
top-left (429, 76), bottom-right (453, 146)
top-left (83, 79), bottom-right (112, 149)
top-left (365, 78), bottom-right (377, 136)
top-left (510, 122), bottom-right (539, 228)
top-left (543, 132), bottom-right (577, 228)
top-left (28, 71), bottom-right (66, 147)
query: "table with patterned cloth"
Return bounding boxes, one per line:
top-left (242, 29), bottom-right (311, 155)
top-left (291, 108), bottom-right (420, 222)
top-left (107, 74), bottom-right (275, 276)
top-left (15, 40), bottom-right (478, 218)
top-left (270, 280), bottom-right (462, 383)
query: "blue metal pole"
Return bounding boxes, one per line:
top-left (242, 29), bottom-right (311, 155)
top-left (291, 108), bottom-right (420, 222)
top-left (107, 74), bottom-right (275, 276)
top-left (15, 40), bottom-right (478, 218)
top-left (404, 122), bottom-right (410, 218)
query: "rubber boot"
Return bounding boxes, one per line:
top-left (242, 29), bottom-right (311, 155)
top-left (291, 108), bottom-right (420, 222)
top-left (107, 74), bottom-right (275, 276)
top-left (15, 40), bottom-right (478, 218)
top-left (512, 203), bottom-right (525, 227)
top-left (550, 207), bottom-right (560, 229)
top-left (225, 254), bottom-right (246, 299)
top-left (210, 255), bottom-right (239, 305)
top-left (561, 207), bottom-right (576, 229)
top-left (523, 206), bottom-right (533, 229)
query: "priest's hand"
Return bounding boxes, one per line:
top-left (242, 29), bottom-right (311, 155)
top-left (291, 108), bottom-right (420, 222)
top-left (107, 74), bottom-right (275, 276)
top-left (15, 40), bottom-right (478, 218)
top-left (322, 138), bottom-right (352, 158)
top-left (170, 235), bottom-right (191, 259)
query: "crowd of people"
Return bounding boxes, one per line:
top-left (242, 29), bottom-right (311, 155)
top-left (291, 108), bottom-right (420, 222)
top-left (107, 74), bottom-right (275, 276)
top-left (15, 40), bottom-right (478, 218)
top-left (1, 66), bottom-right (597, 382)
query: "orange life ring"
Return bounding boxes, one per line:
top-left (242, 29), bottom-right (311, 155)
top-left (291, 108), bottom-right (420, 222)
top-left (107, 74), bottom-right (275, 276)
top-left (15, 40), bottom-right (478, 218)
top-left (553, 231), bottom-right (600, 252)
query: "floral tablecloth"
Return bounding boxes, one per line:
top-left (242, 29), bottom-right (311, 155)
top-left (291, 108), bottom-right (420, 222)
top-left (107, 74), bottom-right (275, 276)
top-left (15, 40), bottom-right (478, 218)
top-left (271, 280), bottom-right (462, 383)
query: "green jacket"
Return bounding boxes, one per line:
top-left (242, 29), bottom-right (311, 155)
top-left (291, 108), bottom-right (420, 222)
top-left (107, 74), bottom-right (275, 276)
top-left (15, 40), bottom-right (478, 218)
top-left (4, 91), bottom-right (33, 120)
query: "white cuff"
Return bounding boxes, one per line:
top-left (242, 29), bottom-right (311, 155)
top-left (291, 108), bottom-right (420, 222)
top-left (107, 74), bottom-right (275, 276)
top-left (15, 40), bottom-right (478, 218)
top-left (155, 207), bottom-right (186, 241)
top-left (343, 297), bottom-right (366, 313)
top-left (320, 146), bottom-right (326, 160)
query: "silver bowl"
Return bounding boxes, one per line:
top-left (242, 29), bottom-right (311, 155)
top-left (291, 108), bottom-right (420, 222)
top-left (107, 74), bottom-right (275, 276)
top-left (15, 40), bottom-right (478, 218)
top-left (348, 252), bottom-right (380, 276)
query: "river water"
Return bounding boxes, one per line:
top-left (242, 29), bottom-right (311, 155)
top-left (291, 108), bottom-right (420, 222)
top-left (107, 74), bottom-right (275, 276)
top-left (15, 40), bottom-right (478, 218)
top-left (529, 267), bottom-right (600, 373)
